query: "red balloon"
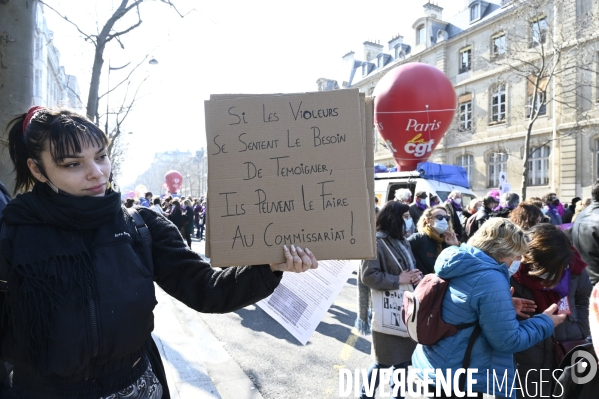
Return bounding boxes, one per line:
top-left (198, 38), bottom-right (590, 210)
top-left (374, 63), bottom-right (456, 171)
top-left (165, 170), bottom-right (183, 194)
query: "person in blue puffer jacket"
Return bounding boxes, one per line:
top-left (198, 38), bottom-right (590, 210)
top-left (412, 218), bottom-right (566, 399)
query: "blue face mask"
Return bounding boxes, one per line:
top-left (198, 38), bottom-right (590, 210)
top-left (508, 260), bottom-right (521, 276)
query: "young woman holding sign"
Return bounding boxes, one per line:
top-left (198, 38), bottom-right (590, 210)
top-left (0, 107), bottom-right (317, 399)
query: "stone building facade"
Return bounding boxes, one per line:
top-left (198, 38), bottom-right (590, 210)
top-left (319, 0), bottom-right (599, 200)
top-left (33, 4), bottom-right (83, 111)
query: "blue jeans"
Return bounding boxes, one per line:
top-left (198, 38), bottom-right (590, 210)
top-left (360, 361), bottom-right (410, 399)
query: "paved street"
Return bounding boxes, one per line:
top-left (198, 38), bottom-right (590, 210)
top-left (153, 238), bottom-right (496, 399)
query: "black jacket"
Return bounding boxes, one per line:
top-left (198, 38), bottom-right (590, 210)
top-left (511, 270), bottom-right (592, 398)
top-left (443, 202), bottom-right (463, 241)
top-left (572, 201), bottom-right (599, 284)
top-left (465, 206), bottom-right (493, 239)
top-left (408, 203), bottom-right (425, 229)
top-left (0, 207), bottom-right (282, 398)
top-left (167, 206), bottom-right (184, 229)
top-left (406, 232), bottom-right (448, 275)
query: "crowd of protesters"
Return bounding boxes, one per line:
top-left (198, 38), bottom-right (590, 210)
top-left (358, 184), bottom-right (599, 399)
top-left (123, 191), bottom-right (207, 248)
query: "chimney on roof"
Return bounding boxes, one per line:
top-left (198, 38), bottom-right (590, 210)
top-left (388, 34), bottom-right (404, 51)
top-left (363, 40), bottom-right (384, 62)
top-left (423, 1), bottom-right (443, 20)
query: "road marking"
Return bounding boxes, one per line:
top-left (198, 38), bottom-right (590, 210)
top-left (339, 327), bottom-right (360, 362)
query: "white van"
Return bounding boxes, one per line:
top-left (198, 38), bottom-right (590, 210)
top-left (374, 169), bottom-right (476, 208)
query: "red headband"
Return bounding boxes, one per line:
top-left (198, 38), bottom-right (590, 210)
top-left (22, 106), bottom-right (45, 135)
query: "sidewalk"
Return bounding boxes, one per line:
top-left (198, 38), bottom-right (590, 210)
top-left (151, 238), bottom-right (264, 399)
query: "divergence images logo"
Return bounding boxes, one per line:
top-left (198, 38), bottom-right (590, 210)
top-left (571, 350), bottom-right (598, 384)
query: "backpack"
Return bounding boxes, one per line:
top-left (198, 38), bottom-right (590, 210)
top-left (402, 274), bottom-right (478, 345)
top-left (402, 274), bottom-right (481, 392)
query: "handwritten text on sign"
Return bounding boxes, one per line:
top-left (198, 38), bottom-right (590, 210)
top-left (205, 90), bottom-right (374, 267)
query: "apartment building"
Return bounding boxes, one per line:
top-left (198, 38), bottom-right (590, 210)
top-left (319, 0), bottom-right (599, 199)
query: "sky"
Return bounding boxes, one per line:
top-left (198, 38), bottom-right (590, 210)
top-left (45, 0), bottom-right (463, 189)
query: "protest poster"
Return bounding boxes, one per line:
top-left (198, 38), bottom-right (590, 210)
top-left (204, 89), bottom-right (375, 267)
top-left (256, 260), bottom-right (357, 345)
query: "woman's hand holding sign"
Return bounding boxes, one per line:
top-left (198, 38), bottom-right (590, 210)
top-left (270, 245), bottom-right (318, 273)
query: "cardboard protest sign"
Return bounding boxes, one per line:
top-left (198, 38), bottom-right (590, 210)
top-left (205, 89), bottom-right (375, 267)
top-left (365, 97), bottom-right (376, 244)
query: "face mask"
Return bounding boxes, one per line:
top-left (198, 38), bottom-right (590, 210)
top-left (542, 207), bottom-right (548, 215)
top-left (404, 218), bottom-right (414, 232)
top-left (508, 260), bottom-right (521, 277)
top-left (552, 199), bottom-right (560, 206)
top-left (477, 206), bottom-right (482, 212)
top-left (433, 219), bottom-right (448, 234)
top-left (454, 198), bottom-right (462, 205)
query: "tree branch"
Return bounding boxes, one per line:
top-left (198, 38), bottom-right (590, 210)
top-left (39, 1), bottom-right (97, 45)
top-left (159, 0), bottom-right (193, 18)
top-left (99, 55), bottom-right (148, 101)
top-left (106, 4), bottom-right (143, 43)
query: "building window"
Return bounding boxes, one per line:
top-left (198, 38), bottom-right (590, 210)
top-left (34, 69), bottom-right (42, 97)
top-left (458, 93), bottom-right (473, 131)
top-left (527, 146), bottom-right (550, 186)
top-left (396, 47), bottom-right (405, 60)
top-left (417, 25), bottom-right (425, 45)
top-left (596, 139), bottom-right (599, 179)
top-left (531, 17), bottom-right (547, 46)
top-left (456, 154), bottom-right (474, 183)
top-left (377, 56), bottom-right (384, 68)
top-left (491, 33), bottom-right (506, 58)
top-left (470, 4), bottom-right (480, 21)
top-left (488, 152), bottom-right (508, 187)
top-left (526, 76), bottom-right (548, 117)
top-left (34, 37), bottom-right (42, 60)
top-left (362, 64), bottom-right (368, 76)
top-left (490, 84), bottom-right (506, 124)
top-left (459, 47), bottom-right (472, 73)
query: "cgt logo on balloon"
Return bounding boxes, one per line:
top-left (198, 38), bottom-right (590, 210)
top-left (373, 63), bottom-right (456, 171)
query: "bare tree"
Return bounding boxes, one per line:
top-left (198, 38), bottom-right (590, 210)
top-left (484, 0), bottom-right (599, 199)
top-left (40, 0), bottom-right (186, 121)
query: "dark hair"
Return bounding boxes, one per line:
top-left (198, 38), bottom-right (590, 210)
top-left (509, 203), bottom-right (543, 231)
top-left (145, 192), bottom-right (153, 198)
top-left (483, 195), bottom-right (498, 207)
top-left (5, 107), bottom-right (109, 194)
top-left (542, 192), bottom-right (557, 205)
top-left (526, 197), bottom-right (543, 209)
top-left (376, 201), bottom-right (409, 239)
top-left (523, 223), bottom-right (573, 288)
top-left (592, 181), bottom-right (599, 202)
top-left (172, 199), bottom-right (181, 208)
top-left (125, 198), bottom-right (134, 208)
top-left (153, 197), bottom-right (161, 205)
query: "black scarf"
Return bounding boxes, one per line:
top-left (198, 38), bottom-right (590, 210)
top-left (1, 183), bottom-right (122, 370)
